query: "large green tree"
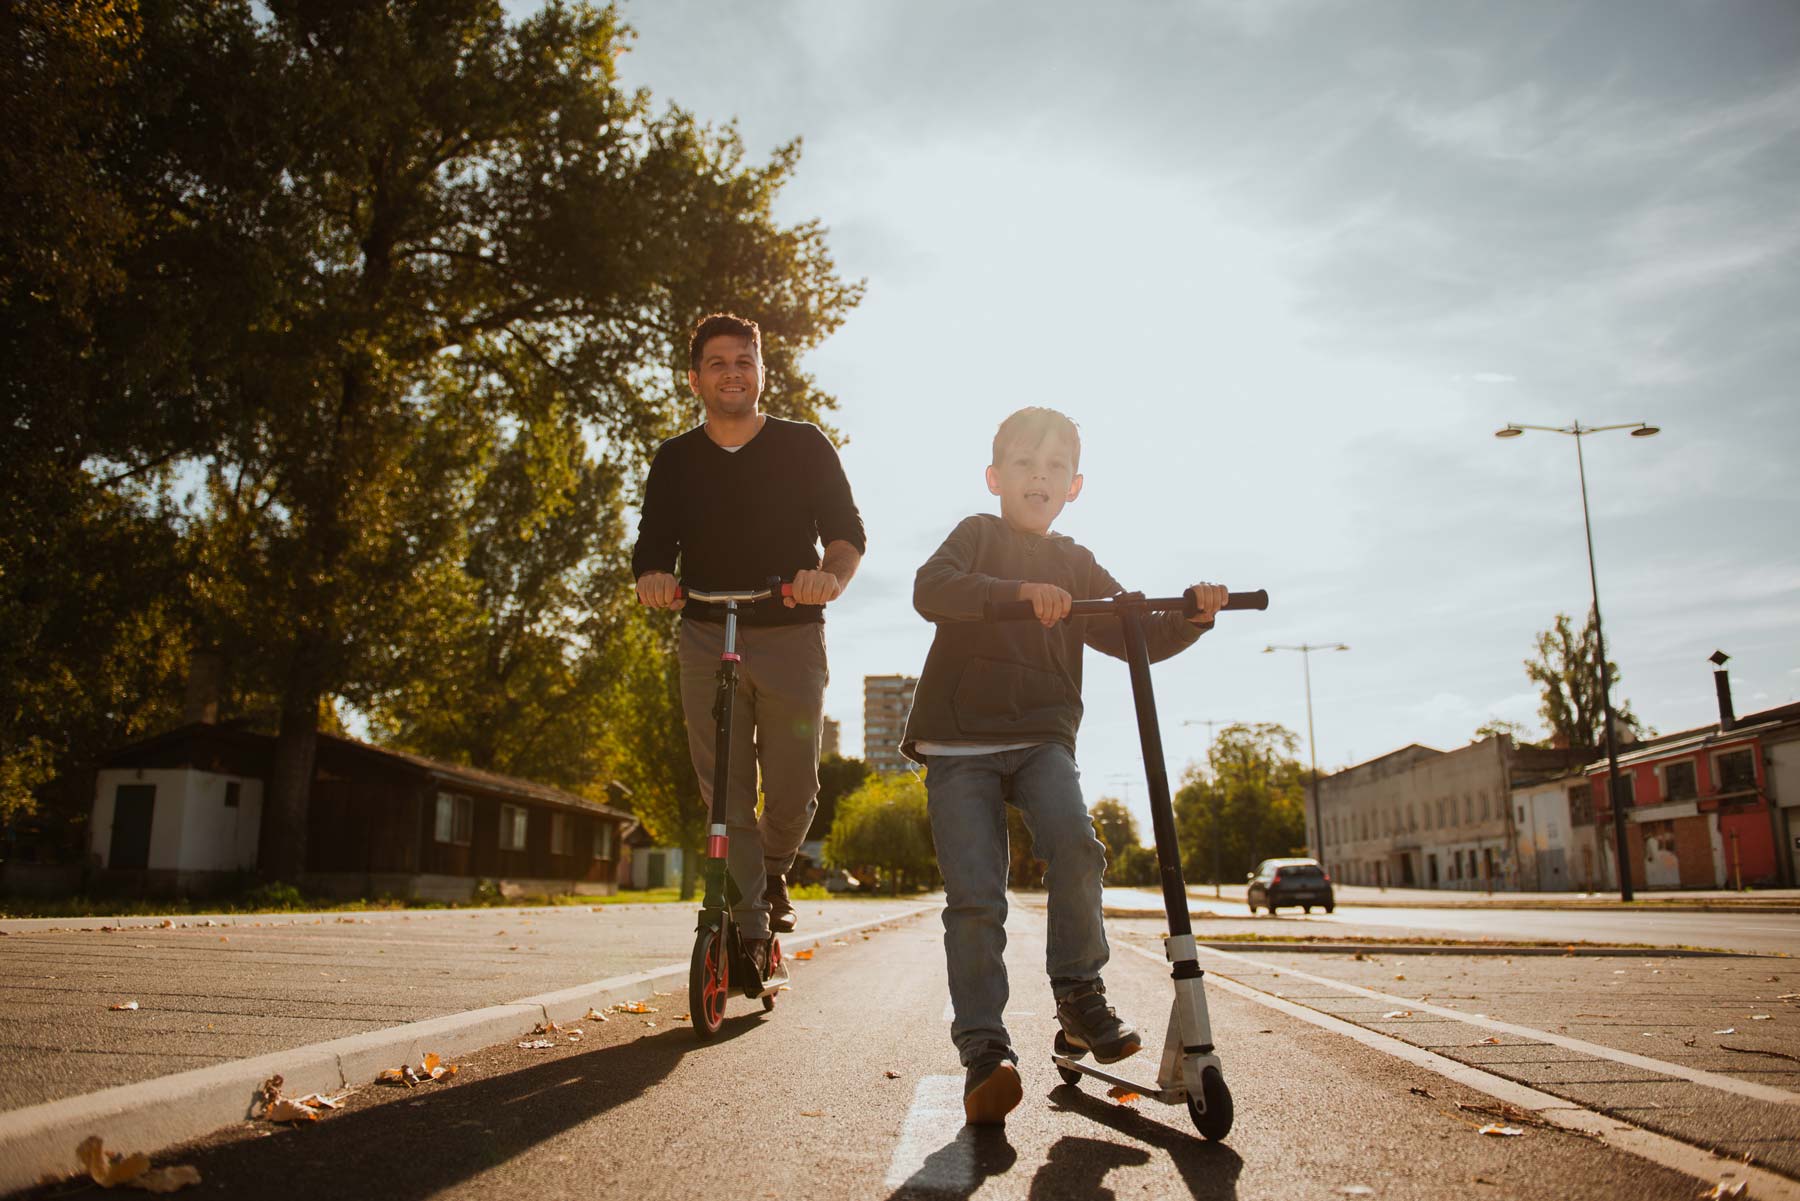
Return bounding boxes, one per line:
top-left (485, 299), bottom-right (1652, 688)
top-left (1088, 796), bottom-right (1139, 863)
top-left (1174, 722), bottom-right (1308, 884)
top-left (81, 0), bottom-right (861, 879)
top-left (1525, 610), bottom-right (1645, 751)
top-left (824, 773), bottom-right (934, 894)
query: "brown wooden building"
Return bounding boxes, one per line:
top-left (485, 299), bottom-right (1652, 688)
top-left (91, 722), bottom-right (634, 900)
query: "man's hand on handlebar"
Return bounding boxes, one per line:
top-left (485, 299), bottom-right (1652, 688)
top-left (1017, 581), bottom-right (1073, 628)
top-left (786, 568), bottom-right (842, 608)
top-left (1187, 582), bottom-right (1228, 625)
top-left (636, 571), bottom-right (685, 611)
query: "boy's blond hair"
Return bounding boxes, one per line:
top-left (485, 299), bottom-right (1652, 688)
top-left (991, 407), bottom-right (1082, 472)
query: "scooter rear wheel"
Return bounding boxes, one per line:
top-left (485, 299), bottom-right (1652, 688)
top-left (1185, 1066), bottom-right (1234, 1141)
top-left (689, 927), bottom-right (729, 1039)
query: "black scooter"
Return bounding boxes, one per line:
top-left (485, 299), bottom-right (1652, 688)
top-left (984, 587), bottom-right (1269, 1140)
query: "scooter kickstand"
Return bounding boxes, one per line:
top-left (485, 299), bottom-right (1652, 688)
top-left (1156, 932), bottom-right (1223, 1106)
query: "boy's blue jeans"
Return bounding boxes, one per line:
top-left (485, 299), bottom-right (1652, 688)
top-left (925, 743), bottom-right (1110, 1067)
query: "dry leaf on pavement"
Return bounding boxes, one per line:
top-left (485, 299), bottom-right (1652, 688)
top-left (1339, 1188), bottom-right (1375, 1198)
top-left (1751, 1014), bottom-right (1772, 1021)
top-left (793, 949), bottom-right (815, 961)
top-left (1476, 1036), bottom-right (1502, 1045)
top-left (612, 1001), bottom-right (657, 1014)
top-left (885, 1070), bottom-right (901, 1079)
top-left (422, 1052), bottom-right (458, 1079)
top-left (1699, 1182), bottom-right (1748, 1199)
top-left (517, 1039), bottom-right (555, 1049)
top-left (264, 1098), bottom-right (321, 1123)
top-left (1408, 1087), bottom-right (1434, 1098)
top-left (1105, 1085), bottom-right (1141, 1104)
top-left (77, 1136), bottom-right (149, 1187)
top-left (109, 1001), bottom-right (140, 1011)
top-left (1713, 1028), bottom-right (1736, 1035)
top-left (1383, 1010), bottom-right (1412, 1019)
top-left (1477, 1123), bottom-right (1524, 1137)
top-left (583, 1008), bottom-right (611, 1022)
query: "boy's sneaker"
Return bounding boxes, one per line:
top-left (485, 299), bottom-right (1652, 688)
top-left (963, 1045), bottom-right (1022, 1125)
top-left (765, 872), bottom-right (797, 933)
top-left (1055, 979), bottom-right (1141, 1064)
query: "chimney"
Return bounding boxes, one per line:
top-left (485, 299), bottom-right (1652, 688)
top-left (1709, 649), bottom-right (1734, 731)
top-left (182, 650), bottom-right (223, 725)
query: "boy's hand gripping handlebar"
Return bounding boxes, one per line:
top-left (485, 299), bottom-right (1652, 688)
top-left (983, 588), bottom-right (1269, 622)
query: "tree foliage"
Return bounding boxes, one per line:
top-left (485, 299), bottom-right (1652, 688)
top-left (1088, 796), bottom-right (1139, 863)
top-left (1, 1), bottom-right (862, 876)
top-left (823, 773), bottom-right (934, 893)
top-left (1524, 610), bottom-right (1644, 751)
top-left (1173, 722), bottom-right (1308, 883)
top-left (813, 754), bottom-right (872, 845)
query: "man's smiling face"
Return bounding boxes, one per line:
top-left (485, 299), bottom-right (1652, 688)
top-left (688, 334), bottom-right (764, 420)
top-left (986, 431), bottom-right (1082, 535)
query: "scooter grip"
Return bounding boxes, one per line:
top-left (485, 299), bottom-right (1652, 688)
top-left (1222, 589), bottom-right (1269, 612)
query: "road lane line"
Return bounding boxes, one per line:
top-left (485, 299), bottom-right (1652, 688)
top-left (1116, 941), bottom-right (1800, 1201)
top-left (1184, 942), bottom-right (1798, 1106)
top-left (884, 1075), bottom-right (973, 1191)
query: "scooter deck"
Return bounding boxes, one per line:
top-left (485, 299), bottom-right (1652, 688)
top-left (1053, 1056), bottom-right (1187, 1105)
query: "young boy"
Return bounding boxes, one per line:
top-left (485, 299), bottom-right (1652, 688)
top-left (900, 406), bottom-right (1226, 1125)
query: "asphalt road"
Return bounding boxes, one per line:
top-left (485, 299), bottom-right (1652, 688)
top-left (19, 907), bottom-right (1770, 1201)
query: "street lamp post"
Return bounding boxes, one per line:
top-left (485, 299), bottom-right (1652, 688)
top-left (1263, 644), bottom-right (1349, 868)
top-left (1496, 420), bottom-right (1660, 903)
top-left (1181, 719), bottom-right (1234, 897)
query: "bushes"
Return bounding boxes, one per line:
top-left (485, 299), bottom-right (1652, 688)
top-left (823, 773), bottom-right (935, 893)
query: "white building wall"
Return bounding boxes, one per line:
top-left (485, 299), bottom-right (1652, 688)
top-left (177, 772), bottom-right (262, 871)
top-left (91, 769), bottom-right (191, 869)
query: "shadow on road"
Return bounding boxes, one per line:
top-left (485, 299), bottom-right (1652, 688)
top-left (884, 1124), bottom-right (1017, 1200)
top-left (20, 1012), bottom-right (767, 1200)
top-left (1045, 1085), bottom-right (1243, 1199)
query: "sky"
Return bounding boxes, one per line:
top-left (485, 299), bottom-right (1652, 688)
top-left (513, 0), bottom-right (1800, 836)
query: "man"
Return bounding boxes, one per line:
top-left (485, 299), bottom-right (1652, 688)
top-left (633, 312), bottom-right (864, 955)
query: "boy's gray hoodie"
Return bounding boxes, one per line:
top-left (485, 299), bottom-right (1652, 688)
top-left (900, 514), bottom-right (1203, 764)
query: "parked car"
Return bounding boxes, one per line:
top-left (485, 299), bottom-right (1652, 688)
top-left (1246, 858), bottom-right (1334, 914)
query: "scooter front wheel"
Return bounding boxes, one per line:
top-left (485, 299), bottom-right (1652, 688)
top-left (1186, 1066), bottom-right (1234, 1141)
top-left (690, 926), bottom-right (729, 1039)
top-left (1052, 1030), bottom-right (1084, 1087)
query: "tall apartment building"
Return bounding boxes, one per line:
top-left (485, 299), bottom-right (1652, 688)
top-left (863, 675), bottom-right (918, 774)
top-left (821, 716), bottom-right (841, 759)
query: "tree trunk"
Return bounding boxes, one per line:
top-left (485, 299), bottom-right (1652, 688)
top-left (678, 841), bottom-right (698, 900)
top-left (261, 677), bottom-right (321, 883)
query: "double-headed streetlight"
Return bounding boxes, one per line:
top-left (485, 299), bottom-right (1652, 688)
top-left (1495, 420), bottom-right (1660, 902)
top-left (1263, 644), bottom-right (1349, 866)
top-left (1182, 718), bottom-right (1236, 897)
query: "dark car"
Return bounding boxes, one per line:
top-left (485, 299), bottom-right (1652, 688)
top-left (1246, 858), bottom-right (1335, 914)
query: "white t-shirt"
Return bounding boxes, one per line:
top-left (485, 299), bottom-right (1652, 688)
top-left (913, 740), bottom-right (1040, 757)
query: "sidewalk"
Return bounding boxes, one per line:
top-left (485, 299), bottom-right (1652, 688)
top-left (0, 897), bottom-right (935, 1193)
top-left (1178, 881), bottom-right (1800, 912)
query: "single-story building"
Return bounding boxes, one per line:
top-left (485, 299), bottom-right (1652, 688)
top-left (89, 722), bottom-right (634, 900)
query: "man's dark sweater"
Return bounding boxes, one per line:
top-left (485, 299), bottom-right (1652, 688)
top-left (900, 514), bottom-right (1203, 762)
top-left (630, 416), bottom-right (866, 625)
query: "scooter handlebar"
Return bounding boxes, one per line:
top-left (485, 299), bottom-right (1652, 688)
top-left (675, 579), bottom-right (803, 605)
top-left (982, 588), bottom-right (1268, 623)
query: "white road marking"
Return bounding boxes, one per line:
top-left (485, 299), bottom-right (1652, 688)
top-left (884, 1074), bottom-right (972, 1191)
top-left (1116, 940), bottom-right (1800, 1201)
top-left (1188, 942), bottom-right (1798, 1106)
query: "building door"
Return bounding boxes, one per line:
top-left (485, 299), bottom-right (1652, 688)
top-left (1427, 854), bottom-right (1439, 886)
top-left (647, 850), bottom-right (666, 889)
top-left (110, 784), bottom-right (156, 869)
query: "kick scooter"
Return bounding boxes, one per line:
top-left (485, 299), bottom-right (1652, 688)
top-left (680, 579), bottom-right (800, 1039)
top-left (986, 586), bottom-right (1269, 1140)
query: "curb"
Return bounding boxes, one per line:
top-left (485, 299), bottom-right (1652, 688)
top-left (1187, 940), bottom-right (1761, 958)
top-left (0, 903), bottom-right (939, 1195)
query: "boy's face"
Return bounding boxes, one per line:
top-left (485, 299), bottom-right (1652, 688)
top-left (688, 335), bottom-right (764, 420)
top-left (986, 432), bottom-right (1082, 535)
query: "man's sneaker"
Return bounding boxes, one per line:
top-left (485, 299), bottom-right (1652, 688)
top-left (963, 1046), bottom-right (1022, 1125)
top-left (1055, 979), bottom-right (1141, 1064)
top-left (765, 872), bottom-right (797, 933)
top-left (745, 936), bottom-right (772, 981)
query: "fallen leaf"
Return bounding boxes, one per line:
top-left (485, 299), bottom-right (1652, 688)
top-left (292, 1092), bottom-right (349, 1110)
top-left (885, 1070), bottom-right (901, 1079)
top-left (792, 949), bottom-right (815, 961)
top-left (109, 1001), bottom-right (140, 1012)
top-left (1105, 1085), bottom-right (1141, 1104)
top-left (1339, 1188), bottom-right (1375, 1198)
top-left (159, 919), bottom-right (174, 929)
top-left (674, 1013), bottom-right (690, 1022)
top-left (78, 1136), bottom-right (150, 1187)
top-left (1714, 1028), bottom-right (1737, 1035)
top-left (1393, 974), bottom-right (1405, 981)
top-left (1751, 1014), bottom-right (1772, 1021)
top-left (1383, 1010), bottom-right (1413, 1019)
top-left (566, 1030), bottom-right (584, 1041)
top-left (1352, 952), bottom-right (1368, 961)
top-left (264, 1098), bottom-right (321, 1124)
top-left (831, 939), bottom-right (849, 946)
top-left (517, 1039), bottom-right (555, 1049)
top-left (1408, 1086), bottom-right (1434, 1098)
top-left (583, 1008), bottom-right (611, 1022)
top-left (1699, 1183), bottom-right (1748, 1199)
top-left (799, 1109), bottom-right (824, 1117)
top-left (1476, 1036), bottom-right (1502, 1045)
top-left (421, 1052), bottom-right (458, 1080)
top-left (612, 1001), bottom-right (657, 1015)
top-left (1477, 1123), bottom-right (1524, 1137)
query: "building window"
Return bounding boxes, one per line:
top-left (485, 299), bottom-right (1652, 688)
top-left (434, 793), bottom-right (473, 845)
top-left (594, 821), bottom-right (614, 861)
top-left (1662, 760), bottom-right (1697, 802)
top-left (499, 803), bottom-right (529, 851)
top-left (224, 781), bottom-right (241, 809)
top-left (1568, 783), bottom-right (1593, 826)
top-left (1715, 749), bottom-right (1756, 794)
top-left (550, 813), bottom-right (572, 856)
